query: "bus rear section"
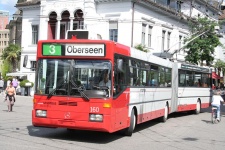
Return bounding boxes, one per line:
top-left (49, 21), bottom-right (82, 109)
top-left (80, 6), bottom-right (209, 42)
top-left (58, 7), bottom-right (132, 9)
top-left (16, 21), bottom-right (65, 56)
top-left (176, 63), bottom-right (212, 113)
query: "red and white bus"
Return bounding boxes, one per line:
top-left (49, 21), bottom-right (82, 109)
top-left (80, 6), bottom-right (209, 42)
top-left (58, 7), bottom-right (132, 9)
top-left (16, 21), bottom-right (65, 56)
top-left (32, 33), bottom-right (212, 136)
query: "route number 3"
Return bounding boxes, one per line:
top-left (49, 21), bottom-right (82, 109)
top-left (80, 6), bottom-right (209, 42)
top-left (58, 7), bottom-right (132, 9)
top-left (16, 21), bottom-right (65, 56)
top-left (49, 45), bottom-right (56, 54)
top-left (90, 107), bottom-right (99, 112)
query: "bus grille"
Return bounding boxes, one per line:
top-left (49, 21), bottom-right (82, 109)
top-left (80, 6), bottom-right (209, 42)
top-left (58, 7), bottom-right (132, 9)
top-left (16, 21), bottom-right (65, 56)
top-left (58, 101), bottom-right (77, 106)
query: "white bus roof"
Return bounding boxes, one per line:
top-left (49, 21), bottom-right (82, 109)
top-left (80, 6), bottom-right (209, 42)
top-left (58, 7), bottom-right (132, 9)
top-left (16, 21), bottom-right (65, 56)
top-left (130, 47), bottom-right (173, 68)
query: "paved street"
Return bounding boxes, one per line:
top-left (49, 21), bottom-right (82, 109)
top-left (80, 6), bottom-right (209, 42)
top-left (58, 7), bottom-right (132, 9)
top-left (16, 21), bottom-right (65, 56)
top-left (1, 95), bottom-right (225, 150)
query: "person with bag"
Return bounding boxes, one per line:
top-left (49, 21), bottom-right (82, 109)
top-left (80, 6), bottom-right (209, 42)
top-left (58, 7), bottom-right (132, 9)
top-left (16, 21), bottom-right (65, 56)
top-left (5, 82), bottom-right (16, 112)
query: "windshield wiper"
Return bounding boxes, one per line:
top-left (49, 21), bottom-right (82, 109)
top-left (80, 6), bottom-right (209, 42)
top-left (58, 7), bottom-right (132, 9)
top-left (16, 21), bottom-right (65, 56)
top-left (47, 79), bottom-right (67, 99)
top-left (93, 85), bottom-right (109, 90)
top-left (69, 59), bottom-right (89, 101)
top-left (70, 79), bottom-right (89, 101)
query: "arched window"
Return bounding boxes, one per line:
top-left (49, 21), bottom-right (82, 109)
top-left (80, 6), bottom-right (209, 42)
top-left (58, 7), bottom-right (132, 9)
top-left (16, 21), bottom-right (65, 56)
top-left (48, 12), bottom-right (57, 39)
top-left (73, 9), bottom-right (84, 30)
top-left (60, 10), bottom-right (70, 39)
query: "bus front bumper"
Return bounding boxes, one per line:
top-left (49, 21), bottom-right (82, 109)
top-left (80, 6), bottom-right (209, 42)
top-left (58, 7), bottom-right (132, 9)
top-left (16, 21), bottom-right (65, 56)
top-left (32, 110), bottom-right (112, 133)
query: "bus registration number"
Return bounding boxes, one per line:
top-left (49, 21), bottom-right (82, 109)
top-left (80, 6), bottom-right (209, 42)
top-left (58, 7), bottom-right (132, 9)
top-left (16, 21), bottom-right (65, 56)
top-left (90, 107), bottom-right (99, 112)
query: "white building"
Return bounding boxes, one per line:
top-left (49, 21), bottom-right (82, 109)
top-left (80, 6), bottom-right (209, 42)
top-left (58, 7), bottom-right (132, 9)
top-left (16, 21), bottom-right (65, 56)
top-left (15, 0), bottom-right (224, 85)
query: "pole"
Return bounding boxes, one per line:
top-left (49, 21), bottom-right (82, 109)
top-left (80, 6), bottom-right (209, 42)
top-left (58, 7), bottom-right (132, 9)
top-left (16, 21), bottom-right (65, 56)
top-left (171, 30), bottom-right (209, 56)
top-left (131, 2), bottom-right (135, 47)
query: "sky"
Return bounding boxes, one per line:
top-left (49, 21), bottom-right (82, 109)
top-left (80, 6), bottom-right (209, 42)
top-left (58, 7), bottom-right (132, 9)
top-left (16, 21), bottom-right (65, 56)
top-left (0, 0), bottom-right (17, 20)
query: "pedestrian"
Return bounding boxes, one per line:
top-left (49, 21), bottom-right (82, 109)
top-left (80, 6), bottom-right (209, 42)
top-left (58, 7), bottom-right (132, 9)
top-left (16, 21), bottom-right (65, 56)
top-left (211, 90), bottom-right (224, 122)
top-left (220, 83), bottom-right (224, 90)
top-left (0, 78), bottom-right (4, 93)
top-left (12, 78), bottom-right (18, 90)
top-left (5, 82), bottom-right (16, 112)
top-left (7, 79), bottom-right (11, 87)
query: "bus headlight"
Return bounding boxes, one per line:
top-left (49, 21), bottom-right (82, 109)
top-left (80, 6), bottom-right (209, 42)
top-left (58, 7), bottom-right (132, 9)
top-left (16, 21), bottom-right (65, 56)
top-left (89, 114), bottom-right (103, 122)
top-left (36, 110), bottom-right (47, 117)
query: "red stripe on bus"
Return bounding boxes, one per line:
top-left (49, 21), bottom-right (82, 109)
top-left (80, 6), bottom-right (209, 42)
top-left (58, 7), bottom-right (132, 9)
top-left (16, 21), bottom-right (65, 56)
top-left (136, 108), bottom-right (165, 124)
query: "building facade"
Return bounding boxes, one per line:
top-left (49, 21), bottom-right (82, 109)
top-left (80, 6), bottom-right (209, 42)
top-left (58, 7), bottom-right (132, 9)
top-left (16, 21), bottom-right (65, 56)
top-left (7, 10), bottom-right (22, 46)
top-left (0, 30), bottom-right (10, 73)
top-left (15, 0), bottom-right (224, 85)
top-left (0, 10), bottom-right (9, 30)
top-left (0, 10), bottom-right (10, 74)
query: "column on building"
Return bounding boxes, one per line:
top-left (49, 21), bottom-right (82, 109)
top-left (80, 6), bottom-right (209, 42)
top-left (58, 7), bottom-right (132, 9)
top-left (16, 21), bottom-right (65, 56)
top-left (56, 17), bottom-right (61, 40)
top-left (69, 16), bottom-right (74, 31)
top-left (40, 18), bottom-right (49, 40)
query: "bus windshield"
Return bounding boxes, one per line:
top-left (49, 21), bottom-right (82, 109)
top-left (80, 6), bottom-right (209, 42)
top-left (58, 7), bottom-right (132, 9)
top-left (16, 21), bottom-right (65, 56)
top-left (36, 59), bottom-right (112, 99)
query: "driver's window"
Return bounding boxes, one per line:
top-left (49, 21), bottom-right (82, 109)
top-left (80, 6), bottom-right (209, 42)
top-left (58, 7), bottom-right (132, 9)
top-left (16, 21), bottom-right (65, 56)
top-left (114, 55), bottom-right (128, 97)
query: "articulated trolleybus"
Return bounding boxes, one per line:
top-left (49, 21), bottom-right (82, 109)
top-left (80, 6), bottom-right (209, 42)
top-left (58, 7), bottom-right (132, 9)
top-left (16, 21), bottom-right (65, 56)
top-left (32, 32), bottom-right (212, 136)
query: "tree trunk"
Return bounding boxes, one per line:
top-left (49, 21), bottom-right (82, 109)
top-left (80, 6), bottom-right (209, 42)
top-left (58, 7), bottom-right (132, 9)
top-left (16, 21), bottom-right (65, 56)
top-left (12, 60), bottom-right (17, 72)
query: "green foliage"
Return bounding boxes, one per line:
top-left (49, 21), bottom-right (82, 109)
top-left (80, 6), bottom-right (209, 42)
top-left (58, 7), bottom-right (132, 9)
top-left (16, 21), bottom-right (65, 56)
top-left (214, 59), bottom-right (225, 72)
top-left (20, 79), bottom-right (34, 87)
top-left (135, 44), bottom-right (149, 53)
top-left (1, 61), bottom-right (12, 80)
top-left (41, 78), bottom-right (46, 82)
top-left (6, 77), bottom-right (13, 81)
top-left (1, 44), bottom-right (21, 72)
top-left (184, 17), bottom-right (222, 66)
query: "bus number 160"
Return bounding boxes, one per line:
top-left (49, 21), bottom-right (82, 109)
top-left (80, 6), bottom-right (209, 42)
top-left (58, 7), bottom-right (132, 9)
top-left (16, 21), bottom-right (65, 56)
top-left (90, 107), bottom-right (99, 112)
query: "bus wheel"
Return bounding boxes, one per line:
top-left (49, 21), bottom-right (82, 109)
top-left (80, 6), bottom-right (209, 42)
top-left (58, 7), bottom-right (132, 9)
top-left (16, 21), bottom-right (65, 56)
top-left (160, 104), bottom-right (168, 122)
top-left (195, 100), bottom-right (201, 114)
top-left (124, 109), bottom-right (136, 136)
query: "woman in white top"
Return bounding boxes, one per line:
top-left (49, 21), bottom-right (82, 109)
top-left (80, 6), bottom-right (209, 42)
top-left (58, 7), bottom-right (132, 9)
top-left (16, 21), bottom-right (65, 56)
top-left (211, 90), bottom-right (224, 121)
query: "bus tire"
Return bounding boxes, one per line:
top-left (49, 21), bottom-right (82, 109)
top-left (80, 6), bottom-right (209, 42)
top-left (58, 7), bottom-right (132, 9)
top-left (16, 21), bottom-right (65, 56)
top-left (195, 100), bottom-right (201, 114)
top-left (124, 109), bottom-right (136, 136)
top-left (160, 104), bottom-right (169, 122)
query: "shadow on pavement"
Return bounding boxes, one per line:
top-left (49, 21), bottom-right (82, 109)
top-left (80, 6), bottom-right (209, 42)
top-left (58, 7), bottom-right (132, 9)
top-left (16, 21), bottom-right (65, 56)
top-left (134, 119), bottom-right (159, 133)
top-left (201, 120), bottom-right (212, 124)
top-left (182, 137), bottom-right (198, 141)
top-left (27, 125), bottom-right (123, 143)
top-left (201, 107), bottom-right (225, 124)
top-left (27, 106), bottom-right (225, 142)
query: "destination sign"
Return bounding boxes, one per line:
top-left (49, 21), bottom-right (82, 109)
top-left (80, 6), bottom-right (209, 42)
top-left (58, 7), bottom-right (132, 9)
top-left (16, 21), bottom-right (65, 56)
top-left (42, 43), bottom-right (105, 56)
top-left (65, 44), bottom-right (105, 56)
top-left (43, 44), bottom-right (62, 56)
top-left (181, 64), bottom-right (210, 72)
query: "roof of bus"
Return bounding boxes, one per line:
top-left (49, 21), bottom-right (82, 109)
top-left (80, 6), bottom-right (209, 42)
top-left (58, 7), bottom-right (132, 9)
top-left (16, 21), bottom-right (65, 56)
top-left (130, 47), bottom-right (173, 68)
top-left (38, 38), bottom-right (116, 44)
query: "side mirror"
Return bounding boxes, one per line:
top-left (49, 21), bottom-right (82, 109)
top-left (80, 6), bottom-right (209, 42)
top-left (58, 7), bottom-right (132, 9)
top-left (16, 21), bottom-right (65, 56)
top-left (117, 59), bottom-right (124, 73)
top-left (23, 55), bottom-right (28, 67)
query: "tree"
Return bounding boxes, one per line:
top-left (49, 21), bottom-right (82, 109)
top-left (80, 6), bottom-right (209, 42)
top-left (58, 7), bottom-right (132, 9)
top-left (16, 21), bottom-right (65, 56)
top-left (134, 44), bottom-right (149, 53)
top-left (213, 59), bottom-right (225, 76)
top-left (184, 17), bottom-right (222, 66)
top-left (1, 44), bottom-right (21, 72)
top-left (1, 60), bottom-right (12, 80)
